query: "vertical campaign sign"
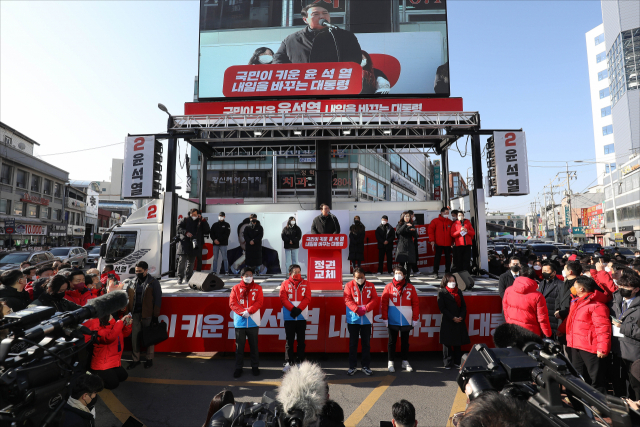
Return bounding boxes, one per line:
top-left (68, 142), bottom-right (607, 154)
top-left (493, 132), bottom-right (530, 196)
top-left (122, 136), bottom-right (155, 198)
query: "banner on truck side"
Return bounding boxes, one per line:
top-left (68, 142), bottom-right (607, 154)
top-left (493, 131), bottom-right (530, 196)
top-left (122, 135), bottom-right (156, 198)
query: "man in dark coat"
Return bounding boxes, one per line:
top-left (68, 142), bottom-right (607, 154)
top-left (498, 257), bottom-right (521, 299)
top-left (210, 211), bottom-right (231, 275)
top-left (375, 215), bottom-right (395, 274)
top-left (59, 373), bottom-right (103, 427)
top-left (228, 218), bottom-right (282, 275)
top-left (192, 210), bottom-right (210, 272)
top-left (395, 218), bottom-right (417, 281)
top-left (311, 204), bottom-right (341, 234)
top-left (555, 260), bottom-right (582, 321)
top-left (0, 270), bottom-right (31, 311)
top-left (537, 261), bottom-right (563, 336)
top-left (176, 208), bottom-right (207, 284)
top-left (243, 214), bottom-right (264, 273)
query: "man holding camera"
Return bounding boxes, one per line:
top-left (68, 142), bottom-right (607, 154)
top-left (279, 264), bottom-right (312, 373)
top-left (176, 208), bottom-right (209, 284)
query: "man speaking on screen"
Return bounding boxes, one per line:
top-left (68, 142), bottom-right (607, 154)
top-left (273, 4), bottom-right (361, 64)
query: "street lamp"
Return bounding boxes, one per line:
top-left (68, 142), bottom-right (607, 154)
top-left (158, 103), bottom-right (171, 116)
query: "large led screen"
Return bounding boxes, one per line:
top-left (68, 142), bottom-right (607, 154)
top-left (198, 0), bottom-right (450, 100)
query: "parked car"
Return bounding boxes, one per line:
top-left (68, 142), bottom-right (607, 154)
top-left (580, 243), bottom-right (602, 255)
top-left (49, 247), bottom-right (88, 268)
top-left (603, 246), bottom-right (636, 257)
top-left (526, 244), bottom-right (565, 259)
top-left (86, 246), bottom-right (101, 267)
top-left (0, 251), bottom-right (60, 271)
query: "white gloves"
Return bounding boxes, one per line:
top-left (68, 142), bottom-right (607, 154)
top-left (375, 76), bottom-right (391, 94)
top-left (412, 320), bottom-right (420, 329)
top-left (383, 320), bottom-right (388, 327)
top-left (242, 310), bottom-right (250, 319)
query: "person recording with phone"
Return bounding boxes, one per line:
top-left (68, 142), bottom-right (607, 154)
top-left (100, 264), bottom-right (120, 285)
top-left (90, 312), bottom-right (132, 390)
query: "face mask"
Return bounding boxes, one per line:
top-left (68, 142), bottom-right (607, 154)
top-left (394, 274), bottom-right (404, 282)
top-left (541, 272), bottom-right (553, 280)
top-left (136, 273), bottom-right (146, 281)
top-left (31, 275), bottom-right (36, 280)
top-left (291, 273), bottom-right (302, 281)
top-left (290, 221), bottom-right (296, 226)
top-left (412, 216), bottom-right (416, 221)
top-left (528, 264), bottom-right (533, 267)
top-left (458, 217), bottom-right (464, 221)
top-left (570, 286), bottom-right (577, 296)
top-left (605, 267), bottom-right (611, 273)
top-left (562, 270), bottom-right (568, 278)
top-left (354, 220), bottom-right (360, 224)
top-left (356, 278), bottom-right (365, 285)
top-left (72, 282), bottom-right (85, 291)
top-left (510, 265), bottom-right (521, 273)
top-left (636, 255), bottom-right (640, 258)
top-left (251, 220), bottom-right (257, 224)
top-left (447, 282), bottom-right (456, 289)
top-left (219, 217), bottom-right (224, 221)
top-left (52, 292), bottom-right (65, 301)
top-left (258, 55), bottom-right (272, 64)
top-left (86, 395), bottom-right (98, 410)
top-left (533, 265), bottom-right (542, 271)
top-left (191, 215), bottom-right (198, 220)
top-left (361, 59), bottom-right (367, 67)
top-left (619, 288), bottom-right (633, 298)
top-left (381, 220), bottom-right (387, 225)
top-left (243, 276), bottom-right (253, 284)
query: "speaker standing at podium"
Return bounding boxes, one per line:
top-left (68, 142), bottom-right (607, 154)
top-left (279, 264), bottom-right (311, 373)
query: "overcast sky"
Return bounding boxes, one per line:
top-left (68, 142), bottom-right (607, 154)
top-left (1, 1), bottom-right (604, 215)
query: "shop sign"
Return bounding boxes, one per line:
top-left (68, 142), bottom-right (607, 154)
top-left (391, 172), bottom-right (417, 196)
top-left (434, 186), bottom-right (441, 201)
top-left (621, 164), bottom-right (640, 176)
top-left (8, 224), bottom-right (48, 235)
top-left (20, 193), bottom-right (49, 206)
top-left (433, 160), bottom-right (441, 188)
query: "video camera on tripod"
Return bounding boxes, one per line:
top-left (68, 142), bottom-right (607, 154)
top-left (457, 323), bottom-right (640, 427)
top-left (0, 291), bottom-right (129, 427)
top-left (209, 391), bottom-right (304, 427)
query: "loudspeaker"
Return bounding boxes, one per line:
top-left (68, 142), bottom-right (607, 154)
top-left (188, 272), bottom-right (224, 292)
top-left (454, 271), bottom-right (474, 291)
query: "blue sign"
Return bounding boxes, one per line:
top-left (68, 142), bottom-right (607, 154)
top-left (299, 157), bottom-right (316, 163)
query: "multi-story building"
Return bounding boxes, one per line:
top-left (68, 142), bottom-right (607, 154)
top-left (64, 185), bottom-right (87, 247)
top-left (68, 180), bottom-right (101, 245)
top-left (558, 192), bottom-right (605, 244)
top-left (486, 212), bottom-right (526, 237)
top-left (448, 172), bottom-right (468, 199)
top-left (585, 24), bottom-right (616, 183)
top-left (0, 122), bottom-right (69, 248)
top-left (603, 155), bottom-right (639, 247)
top-left (98, 158), bottom-right (141, 217)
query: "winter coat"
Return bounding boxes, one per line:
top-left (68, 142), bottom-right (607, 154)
top-left (428, 216), bottom-right (453, 247)
top-left (375, 223), bottom-right (395, 249)
top-left (210, 220), bottom-right (232, 246)
top-left (502, 277), bottom-right (553, 338)
top-left (176, 216), bottom-right (197, 256)
top-left (537, 277), bottom-right (564, 333)
top-left (343, 279), bottom-right (379, 325)
top-left (395, 223), bottom-right (417, 264)
top-left (498, 271), bottom-right (517, 299)
top-left (0, 285), bottom-right (31, 312)
top-left (126, 275), bottom-right (162, 319)
top-left (437, 288), bottom-right (470, 346)
top-left (90, 318), bottom-right (132, 371)
top-left (381, 281), bottom-right (420, 330)
top-left (557, 277), bottom-right (578, 320)
top-left (60, 403), bottom-right (95, 427)
top-left (229, 281), bottom-right (264, 328)
top-left (281, 225), bottom-right (302, 250)
top-left (451, 219), bottom-right (475, 246)
top-left (591, 270), bottom-right (617, 303)
top-left (565, 292), bottom-right (611, 355)
top-left (609, 292), bottom-right (640, 362)
top-left (99, 271), bottom-right (120, 285)
top-left (30, 292), bottom-right (82, 313)
top-left (348, 225), bottom-right (365, 262)
top-left (243, 221), bottom-right (264, 267)
top-left (273, 26), bottom-right (361, 65)
top-left (65, 287), bottom-right (96, 307)
top-left (311, 213), bottom-right (341, 235)
top-left (279, 277), bottom-right (312, 321)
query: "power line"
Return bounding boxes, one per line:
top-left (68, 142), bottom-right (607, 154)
top-left (39, 142), bottom-right (124, 157)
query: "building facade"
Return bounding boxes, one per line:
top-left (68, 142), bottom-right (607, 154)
top-left (98, 158), bottom-right (143, 217)
top-left (68, 180), bottom-right (102, 246)
top-left (603, 155), bottom-right (640, 248)
top-left (0, 122), bottom-right (69, 249)
top-left (486, 212), bottom-right (526, 237)
top-left (448, 172), bottom-right (468, 199)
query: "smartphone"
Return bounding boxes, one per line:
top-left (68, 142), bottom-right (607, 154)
top-left (611, 315), bottom-right (618, 322)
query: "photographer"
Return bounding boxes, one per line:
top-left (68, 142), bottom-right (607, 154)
top-left (90, 313), bottom-right (133, 390)
top-left (0, 270), bottom-right (30, 312)
top-left (60, 373), bottom-right (104, 427)
top-left (279, 264), bottom-right (311, 372)
top-left (229, 267), bottom-right (263, 378)
top-left (30, 275), bottom-right (82, 312)
top-left (391, 399), bottom-right (417, 427)
top-left (202, 390), bottom-right (235, 427)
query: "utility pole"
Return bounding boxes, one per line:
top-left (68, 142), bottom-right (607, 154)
top-left (563, 162), bottom-right (577, 244)
top-left (546, 178), bottom-right (559, 243)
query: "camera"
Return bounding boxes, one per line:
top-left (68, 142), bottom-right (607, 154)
top-left (209, 392), bottom-right (303, 427)
top-left (457, 340), bottom-right (640, 427)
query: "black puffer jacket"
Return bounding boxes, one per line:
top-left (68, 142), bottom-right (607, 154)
top-left (210, 220), bottom-right (231, 246)
top-left (395, 223), bottom-right (417, 264)
top-left (243, 220), bottom-right (264, 267)
top-left (348, 224), bottom-right (365, 262)
top-left (311, 214), bottom-right (341, 235)
top-left (537, 277), bottom-right (563, 333)
top-left (59, 403), bottom-right (95, 427)
top-left (281, 224), bottom-right (302, 249)
top-left (375, 223), bottom-right (395, 248)
top-left (0, 285), bottom-right (31, 312)
top-left (176, 216), bottom-right (198, 256)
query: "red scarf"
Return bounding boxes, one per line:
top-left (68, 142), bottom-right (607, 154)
top-left (446, 285), bottom-right (461, 307)
top-left (240, 281), bottom-right (254, 299)
top-left (392, 278), bottom-right (406, 290)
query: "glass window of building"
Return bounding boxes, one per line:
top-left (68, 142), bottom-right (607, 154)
top-left (206, 170), bottom-right (272, 198)
top-left (16, 169), bottom-right (27, 189)
top-left (13, 203), bottom-right (23, 216)
top-left (0, 199), bottom-right (9, 214)
top-left (602, 124), bottom-right (613, 136)
top-left (54, 209), bottom-right (61, 220)
top-left (30, 175), bottom-right (41, 192)
top-left (400, 158), bottom-right (408, 174)
top-left (595, 33), bottom-right (605, 45)
top-left (0, 164), bottom-right (12, 185)
top-left (54, 183), bottom-right (61, 197)
top-left (40, 207), bottom-right (50, 219)
top-left (604, 143), bottom-right (615, 154)
top-left (43, 179), bottom-right (52, 195)
top-left (610, 163), bottom-right (616, 171)
top-left (69, 212), bottom-right (75, 224)
top-left (601, 106), bottom-right (611, 117)
top-left (606, 164), bottom-right (611, 174)
top-left (408, 165), bottom-right (418, 182)
top-left (599, 87), bottom-right (610, 99)
top-left (607, 28), bottom-right (640, 107)
top-left (27, 204), bottom-right (37, 218)
top-left (596, 52), bottom-right (607, 63)
top-left (598, 69), bottom-right (608, 81)
top-left (389, 152), bottom-right (401, 170)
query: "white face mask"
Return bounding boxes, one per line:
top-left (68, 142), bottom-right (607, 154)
top-left (605, 267), bottom-right (611, 272)
top-left (528, 263), bottom-right (533, 267)
top-left (361, 59), bottom-right (367, 67)
top-left (258, 55), bottom-right (272, 64)
top-left (381, 220), bottom-right (387, 225)
top-left (191, 215), bottom-right (198, 220)
top-left (613, 279), bottom-right (618, 285)
top-left (533, 265), bottom-right (542, 271)
top-left (290, 221), bottom-right (296, 226)
top-left (219, 217), bottom-right (224, 221)
top-left (562, 270), bottom-right (568, 278)
top-left (394, 274), bottom-right (404, 282)
top-left (356, 278), bottom-right (365, 285)
top-left (243, 276), bottom-right (253, 284)
top-left (447, 282), bottom-right (456, 289)
top-left (458, 217), bottom-right (464, 221)
top-left (412, 216), bottom-right (416, 221)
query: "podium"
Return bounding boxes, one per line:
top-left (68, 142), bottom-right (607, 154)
top-left (302, 234), bottom-right (348, 291)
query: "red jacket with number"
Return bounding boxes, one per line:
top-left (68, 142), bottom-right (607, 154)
top-left (90, 318), bottom-right (132, 371)
top-left (565, 292), bottom-right (611, 354)
top-left (344, 279), bottom-right (379, 314)
top-left (381, 281), bottom-right (420, 322)
top-left (451, 219), bottom-right (475, 246)
top-left (64, 287), bottom-right (96, 307)
top-left (279, 278), bottom-right (312, 311)
top-left (502, 277), bottom-right (553, 338)
top-left (229, 281), bottom-right (264, 315)
top-left (427, 215), bottom-right (453, 247)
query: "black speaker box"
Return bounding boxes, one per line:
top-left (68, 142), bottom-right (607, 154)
top-left (188, 272), bottom-right (224, 292)
top-left (454, 271), bottom-right (474, 291)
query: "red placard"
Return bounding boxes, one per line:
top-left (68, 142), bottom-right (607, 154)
top-left (223, 63), bottom-right (362, 97)
top-left (303, 234), bottom-right (347, 291)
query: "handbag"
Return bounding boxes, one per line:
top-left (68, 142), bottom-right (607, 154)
top-left (142, 319), bottom-right (168, 347)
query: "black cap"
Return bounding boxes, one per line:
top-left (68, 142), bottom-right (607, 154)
top-left (219, 212), bottom-right (225, 216)
top-left (382, 215), bottom-right (388, 220)
top-left (250, 213), bottom-right (257, 219)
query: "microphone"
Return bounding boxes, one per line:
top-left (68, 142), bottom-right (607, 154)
top-left (319, 18), bottom-right (339, 30)
top-left (493, 323), bottom-right (543, 349)
top-left (277, 362), bottom-right (327, 425)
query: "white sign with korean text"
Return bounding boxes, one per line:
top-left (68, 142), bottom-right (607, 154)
top-left (493, 131), bottom-right (530, 196)
top-left (122, 135), bottom-right (155, 198)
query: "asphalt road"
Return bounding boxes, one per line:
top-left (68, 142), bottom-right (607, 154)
top-left (94, 351), bottom-right (464, 427)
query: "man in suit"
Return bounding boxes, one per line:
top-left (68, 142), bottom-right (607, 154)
top-left (538, 261), bottom-right (563, 337)
top-left (498, 257), bottom-right (521, 299)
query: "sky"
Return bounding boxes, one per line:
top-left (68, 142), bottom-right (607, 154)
top-left (1, 1), bottom-right (604, 215)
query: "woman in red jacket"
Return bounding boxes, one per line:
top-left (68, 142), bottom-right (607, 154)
top-left (450, 211), bottom-right (475, 274)
top-left (565, 275), bottom-right (611, 392)
top-left (90, 313), bottom-right (132, 389)
top-left (502, 266), bottom-right (552, 338)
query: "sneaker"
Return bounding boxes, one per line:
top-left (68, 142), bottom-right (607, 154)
top-left (127, 361), bottom-right (141, 370)
top-left (402, 361), bottom-right (413, 372)
top-left (144, 360), bottom-right (153, 369)
top-left (233, 369), bottom-right (243, 378)
top-left (388, 361), bottom-right (395, 373)
top-left (347, 368), bottom-right (357, 376)
top-left (283, 363), bottom-right (292, 373)
top-left (252, 367), bottom-right (260, 376)
top-left (362, 367), bottom-right (373, 376)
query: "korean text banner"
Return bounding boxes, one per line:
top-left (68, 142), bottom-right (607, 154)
top-left (122, 135), bottom-right (155, 199)
top-left (198, 0), bottom-right (450, 100)
top-left (493, 131), bottom-right (530, 196)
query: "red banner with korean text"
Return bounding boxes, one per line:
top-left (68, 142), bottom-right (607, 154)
top-left (302, 234), bottom-right (348, 291)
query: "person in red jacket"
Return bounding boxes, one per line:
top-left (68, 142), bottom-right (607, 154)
top-left (502, 266), bottom-right (553, 338)
top-left (450, 211), bottom-right (475, 274)
top-left (90, 313), bottom-right (132, 389)
top-left (381, 266), bottom-right (420, 373)
top-left (229, 267), bottom-right (264, 378)
top-left (428, 207), bottom-right (453, 278)
top-left (344, 267), bottom-right (379, 376)
top-left (99, 265), bottom-right (121, 285)
top-left (63, 270), bottom-right (96, 306)
top-left (565, 275), bottom-right (611, 392)
top-left (279, 264), bottom-right (312, 373)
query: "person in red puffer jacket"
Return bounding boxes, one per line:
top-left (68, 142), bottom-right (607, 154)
top-left (428, 207), bottom-right (453, 277)
top-left (279, 264), bottom-right (312, 372)
top-left (502, 266), bottom-right (552, 338)
top-left (90, 314), bottom-right (132, 390)
top-left (564, 275), bottom-right (611, 392)
top-left (63, 270), bottom-right (96, 306)
top-left (450, 211), bottom-right (475, 274)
